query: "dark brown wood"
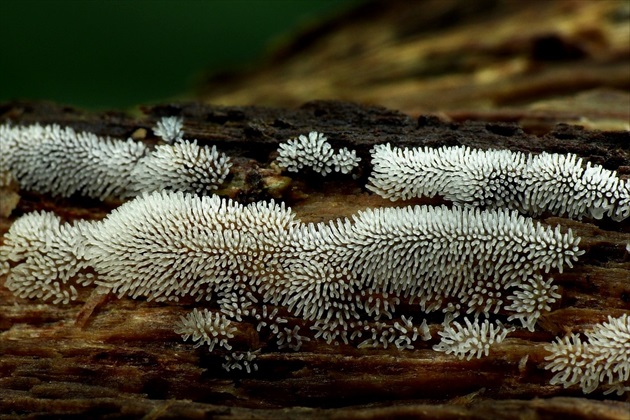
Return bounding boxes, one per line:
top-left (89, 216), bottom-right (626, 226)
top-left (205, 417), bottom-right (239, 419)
top-left (0, 100), bottom-right (629, 418)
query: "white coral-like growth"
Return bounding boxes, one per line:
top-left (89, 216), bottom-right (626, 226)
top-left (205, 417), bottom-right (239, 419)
top-left (505, 275), bottom-right (561, 330)
top-left (2, 192), bottom-right (582, 345)
top-left (0, 211), bottom-right (92, 304)
top-left (1, 122), bottom-right (231, 200)
top-left (175, 308), bottom-right (237, 351)
top-left (357, 317), bottom-right (430, 350)
top-left (368, 144), bottom-right (527, 208)
top-left (129, 140), bottom-right (232, 196)
top-left (1, 123), bottom-right (147, 200)
top-left (433, 318), bottom-right (514, 360)
top-left (276, 325), bottom-right (310, 351)
top-left (544, 313), bottom-right (630, 395)
top-left (277, 131), bottom-right (334, 175)
top-left (222, 350), bottom-right (259, 373)
top-left (331, 147), bottom-right (361, 174)
top-left (81, 192), bottom-right (580, 333)
top-left (368, 144), bottom-right (629, 221)
top-left (525, 153), bottom-right (620, 219)
top-left (84, 191), bottom-right (298, 302)
top-left (277, 131), bottom-right (360, 175)
top-left (153, 116), bottom-right (184, 143)
top-left (615, 182), bottom-right (630, 221)
top-left (294, 205), bottom-right (582, 332)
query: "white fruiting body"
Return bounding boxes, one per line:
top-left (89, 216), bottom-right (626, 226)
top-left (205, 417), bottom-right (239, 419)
top-left (2, 192), bottom-right (582, 341)
top-left (1, 122), bottom-right (231, 200)
top-left (0, 211), bottom-right (92, 304)
top-left (3, 113), bottom-right (624, 385)
top-left (175, 308), bottom-right (237, 351)
top-left (129, 140), bottom-right (232, 196)
top-left (368, 144), bottom-right (629, 221)
top-left (84, 192), bottom-right (297, 302)
top-left (277, 131), bottom-right (360, 175)
top-left (1, 123), bottom-right (147, 200)
top-left (433, 319), bottom-right (514, 360)
top-left (153, 116), bottom-right (184, 143)
top-left (544, 314), bottom-right (630, 395)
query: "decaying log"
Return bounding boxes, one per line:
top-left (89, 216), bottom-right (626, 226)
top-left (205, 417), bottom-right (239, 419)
top-left (198, 0), bottom-right (630, 133)
top-left (0, 100), bottom-right (628, 418)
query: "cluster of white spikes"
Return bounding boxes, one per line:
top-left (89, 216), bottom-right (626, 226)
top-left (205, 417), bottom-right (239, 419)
top-left (2, 192), bottom-right (582, 349)
top-left (4, 119), bottom-right (626, 391)
top-left (175, 308), bottom-right (236, 351)
top-left (368, 144), bottom-right (630, 221)
top-left (0, 118), bottom-right (231, 199)
top-left (544, 314), bottom-right (630, 395)
top-left (0, 123), bottom-right (146, 199)
top-left (152, 116), bottom-right (184, 143)
top-left (433, 319), bottom-right (514, 360)
top-left (0, 211), bottom-right (93, 304)
top-left (276, 131), bottom-right (360, 175)
top-left (129, 140), bottom-right (231, 196)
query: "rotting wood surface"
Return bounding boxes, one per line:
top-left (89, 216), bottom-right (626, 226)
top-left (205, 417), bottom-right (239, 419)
top-left (0, 100), bottom-right (628, 419)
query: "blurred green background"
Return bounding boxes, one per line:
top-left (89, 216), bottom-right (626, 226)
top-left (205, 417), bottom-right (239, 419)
top-left (1, 0), bottom-right (357, 110)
